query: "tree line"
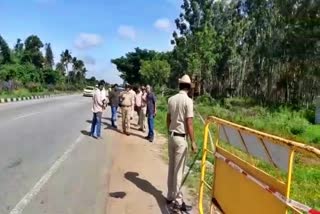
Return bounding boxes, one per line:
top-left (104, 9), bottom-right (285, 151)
top-left (0, 34), bottom-right (98, 93)
top-left (112, 0), bottom-right (320, 106)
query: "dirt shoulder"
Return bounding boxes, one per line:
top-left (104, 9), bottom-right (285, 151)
top-left (105, 115), bottom-right (197, 214)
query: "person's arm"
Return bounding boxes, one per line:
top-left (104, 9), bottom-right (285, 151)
top-left (153, 94), bottom-right (157, 116)
top-left (96, 91), bottom-right (104, 107)
top-left (167, 113), bottom-right (171, 133)
top-left (186, 100), bottom-right (197, 153)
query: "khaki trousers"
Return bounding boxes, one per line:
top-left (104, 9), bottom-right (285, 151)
top-left (167, 135), bottom-right (188, 205)
top-left (121, 106), bottom-right (131, 133)
top-left (138, 107), bottom-right (146, 131)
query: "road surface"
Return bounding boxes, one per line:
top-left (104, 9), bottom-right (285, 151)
top-left (0, 95), bottom-right (113, 214)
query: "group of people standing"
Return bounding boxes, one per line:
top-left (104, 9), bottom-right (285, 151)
top-left (91, 82), bottom-right (156, 143)
top-left (90, 74), bottom-right (196, 213)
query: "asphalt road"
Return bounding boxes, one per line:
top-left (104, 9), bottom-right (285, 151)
top-left (0, 95), bottom-right (113, 214)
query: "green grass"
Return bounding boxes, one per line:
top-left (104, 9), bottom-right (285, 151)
top-left (0, 88), bottom-right (78, 99)
top-left (156, 95), bottom-right (320, 211)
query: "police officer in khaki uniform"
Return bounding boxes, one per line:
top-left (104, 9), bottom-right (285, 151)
top-left (166, 74), bottom-right (197, 212)
top-left (120, 84), bottom-right (134, 135)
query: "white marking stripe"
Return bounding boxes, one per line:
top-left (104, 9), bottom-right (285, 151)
top-left (215, 152), bottom-right (318, 213)
top-left (13, 112), bottom-right (41, 120)
top-left (9, 133), bottom-right (86, 214)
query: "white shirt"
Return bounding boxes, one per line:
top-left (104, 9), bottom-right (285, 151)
top-left (92, 89), bottom-right (104, 113)
top-left (101, 88), bottom-right (106, 102)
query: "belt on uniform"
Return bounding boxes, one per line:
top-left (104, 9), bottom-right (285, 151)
top-left (122, 105), bottom-right (131, 107)
top-left (171, 132), bottom-right (186, 137)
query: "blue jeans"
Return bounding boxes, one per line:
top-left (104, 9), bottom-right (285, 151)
top-left (147, 116), bottom-right (154, 140)
top-left (111, 106), bottom-right (118, 126)
top-left (91, 112), bottom-right (102, 137)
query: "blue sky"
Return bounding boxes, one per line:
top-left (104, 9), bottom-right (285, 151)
top-left (0, 0), bottom-right (181, 83)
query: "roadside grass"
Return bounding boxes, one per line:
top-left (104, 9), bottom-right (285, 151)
top-left (0, 88), bottom-right (79, 99)
top-left (156, 95), bottom-right (320, 211)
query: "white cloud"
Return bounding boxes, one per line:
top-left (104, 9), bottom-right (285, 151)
top-left (74, 33), bottom-right (104, 50)
top-left (81, 55), bottom-right (96, 65)
top-left (117, 25), bottom-right (136, 41)
top-left (154, 18), bottom-right (172, 32)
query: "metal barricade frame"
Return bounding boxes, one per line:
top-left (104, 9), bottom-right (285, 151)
top-left (198, 116), bottom-right (320, 214)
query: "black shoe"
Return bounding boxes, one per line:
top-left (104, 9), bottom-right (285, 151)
top-left (180, 202), bottom-right (192, 212)
top-left (145, 136), bottom-right (150, 140)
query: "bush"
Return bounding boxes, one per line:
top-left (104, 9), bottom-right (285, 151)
top-left (302, 107), bottom-right (315, 124)
top-left (196, 93), bottom-right (215, 105)
top-left (25, 82), bottom-right (43, 92)
top-left (0, 80), bottom-right (22, 92)
top-left (46, 84), bottom-right (55, 92)
top-left (54, 83), bottom-right (66, 91)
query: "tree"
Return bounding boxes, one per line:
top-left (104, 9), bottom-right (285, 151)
top-left (140, 59), bottom-right (171, 87)
top-left (111, 48), bottom-right (157, 85)
top-left (55, 62), bottom-right (65, 75)
top-left (21, 35), bottom-right (44, 68)
top-left (44, 43), bottom-right (54, 69)
top-left (0, 35), bottom-right (12, 64)
top-left (171, 0), bottom-right (221, 93)
top-left (60, 49), bottom-right (72, 77)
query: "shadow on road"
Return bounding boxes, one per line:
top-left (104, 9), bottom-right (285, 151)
top-left (124, 172), bottom-right (170, 214)
top-left (109, 191), bottom-right (127, 199)
top-left (80, 130), bottom-right (91, 136)
top-left (102, 117), bottom-right (112, 121)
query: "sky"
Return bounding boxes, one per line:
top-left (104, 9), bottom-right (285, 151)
top-left (0, 0), bottom-right (182, 84)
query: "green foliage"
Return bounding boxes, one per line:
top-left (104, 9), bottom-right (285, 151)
top-left (44, 43), bottom-right (54, 69)
top-left (111, 48), bottom-right (157, 85)
top-left (0, 35), bottom-right (12, 64)
top-left (195, 93), bottom-right (215, 105)
top-left (0, 35), bottom-right (92, 96)
top-left (25, 82), bottom-right (43, 93)
top-left (21, 35), bottom-right (44, 68)
top-left (140, 59), bottom-right (171, 87)
top-left (43, 69), bottom-right (62, 85)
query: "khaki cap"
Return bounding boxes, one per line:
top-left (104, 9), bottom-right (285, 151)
top-left (178, 74), bottom-right (192, 84)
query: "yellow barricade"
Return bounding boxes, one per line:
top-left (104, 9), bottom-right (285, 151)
top-left (198, 116), bottom-right (320, 214)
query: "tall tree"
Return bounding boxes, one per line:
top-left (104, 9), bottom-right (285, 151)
top-left (0, 35), bottom-right (12, 64)
top-left (21, 35), bottom-right (44, 68)
top-left (44, 43), bottom-right (54, 69)
top-left (60, 49), bottom-right (72, 76)
top-left (140, 59), bottom-right (171, 88)
top-left (111, 48), bottom-right (157, 85)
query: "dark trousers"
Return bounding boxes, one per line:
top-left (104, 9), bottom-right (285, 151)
top-left (111, 106), bottom-right (118, 126)
top-left (147, 116), bottom-right (154, 140)
top-left (90, 112), bottom-right (102, 137)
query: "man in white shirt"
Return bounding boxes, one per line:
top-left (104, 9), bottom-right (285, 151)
top-left (129, 86), bottom-right (136, 120)
top-left (90, 80), bottom-right (105, 139)
top-left (100, 83), bottom-right (109, 109)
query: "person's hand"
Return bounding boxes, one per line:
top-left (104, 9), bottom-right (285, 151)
top-left (191, 141), bottom-right (198, 154)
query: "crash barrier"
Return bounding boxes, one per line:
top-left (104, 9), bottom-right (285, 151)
top-left (198, 116), bottom-right (320, 214)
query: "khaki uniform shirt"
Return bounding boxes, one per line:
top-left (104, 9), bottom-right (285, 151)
top-left (120, 91), bottom-right (134, 107)
top-left (168, 90), bottom-right (194, 134)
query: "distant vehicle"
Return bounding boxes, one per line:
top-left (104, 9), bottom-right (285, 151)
top-left (83, 86), bottom-right (95, 97)
top-left (117, 87), bottom-right (124, 92)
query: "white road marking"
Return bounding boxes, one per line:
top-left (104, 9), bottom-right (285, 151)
top-left (9, 130), bottom-right (88, 214)
top-left (12, 112), bottom-right (41, 121)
